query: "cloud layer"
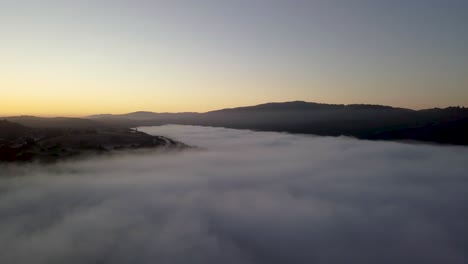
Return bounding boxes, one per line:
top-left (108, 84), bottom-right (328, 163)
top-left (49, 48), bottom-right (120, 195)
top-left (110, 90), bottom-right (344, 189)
top-left (1, 125), bottom-right (467, 264)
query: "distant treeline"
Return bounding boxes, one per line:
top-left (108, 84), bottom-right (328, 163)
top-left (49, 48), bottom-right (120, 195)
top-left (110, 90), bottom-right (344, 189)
top-left (3, 101), bottom-right (468, 146)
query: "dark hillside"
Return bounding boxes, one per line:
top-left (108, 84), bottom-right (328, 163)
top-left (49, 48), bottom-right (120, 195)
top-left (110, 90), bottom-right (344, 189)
top-left (5, 116), bottom-right (104, 129)
top-left (0, 120), bottom-right (30, 140)
top-left (82, 101), bottom-right (468, 146)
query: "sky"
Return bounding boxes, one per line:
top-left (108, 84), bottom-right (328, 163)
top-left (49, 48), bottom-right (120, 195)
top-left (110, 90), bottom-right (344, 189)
top-left (1, 0), bottom-right (467, 116)
top-left (1, 125), bottom-right (468, 263)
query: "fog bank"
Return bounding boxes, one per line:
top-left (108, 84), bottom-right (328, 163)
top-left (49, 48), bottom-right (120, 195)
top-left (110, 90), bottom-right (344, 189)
top-left (1, 125), bottom-right (467, 264)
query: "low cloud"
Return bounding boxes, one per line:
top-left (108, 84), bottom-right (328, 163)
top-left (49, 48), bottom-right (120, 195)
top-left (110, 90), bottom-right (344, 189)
top-left (1, 125), bottom-right (467, 264)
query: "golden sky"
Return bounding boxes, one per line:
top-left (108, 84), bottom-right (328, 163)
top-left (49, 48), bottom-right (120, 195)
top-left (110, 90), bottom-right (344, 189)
top-left (1, 1), bottom-right (467, 116)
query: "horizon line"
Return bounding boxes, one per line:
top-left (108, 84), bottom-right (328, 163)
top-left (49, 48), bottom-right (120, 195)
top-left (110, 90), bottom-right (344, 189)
top-left (2, 100), bottom-right (467, 119)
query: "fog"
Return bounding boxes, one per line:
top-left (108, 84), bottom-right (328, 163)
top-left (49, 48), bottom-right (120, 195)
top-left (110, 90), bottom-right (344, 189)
top-left (1, 125), bottom-right (467, 264)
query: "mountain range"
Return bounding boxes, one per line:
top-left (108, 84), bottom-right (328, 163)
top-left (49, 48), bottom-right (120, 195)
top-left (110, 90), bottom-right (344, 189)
top-left (3, 101), bottom-right (468, 145)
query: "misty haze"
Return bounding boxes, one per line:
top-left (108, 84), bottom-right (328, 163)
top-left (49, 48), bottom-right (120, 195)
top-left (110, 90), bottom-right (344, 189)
top-left (1, 125), bottom-right (467, 264)
top-left (2, 1), bottom-right (468, 263)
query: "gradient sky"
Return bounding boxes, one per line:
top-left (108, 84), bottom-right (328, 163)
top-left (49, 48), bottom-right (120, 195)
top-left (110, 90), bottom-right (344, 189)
top-left (1, 0), bottom-right (467, 116)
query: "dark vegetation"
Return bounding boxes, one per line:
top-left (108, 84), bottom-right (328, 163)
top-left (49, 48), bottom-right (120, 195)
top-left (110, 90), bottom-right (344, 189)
top-left (0, 120), bottom-right (186, 163)
top-left (2, 101), bottom-right (467, 160)
top-left (87, 101), bottom-right (468, 146)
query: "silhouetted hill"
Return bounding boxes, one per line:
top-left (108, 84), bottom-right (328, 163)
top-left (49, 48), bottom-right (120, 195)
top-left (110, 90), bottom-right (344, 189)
top-left (86, 112), bottom-right (199, 127)
top-left (0, 120), bottom-right (31, 140)
top-left (201, 103), bottom-right (468, 145)
top-left (88, 111), bottom-right (160, 120)
top-left (184, 102), bottom-right (417, 136)
top-left (87, 111), bottom-right (198, 120)
top-left (4, 116), bottom-right (105, 129)
top-left (209, 101), bottom-right (335, 113)
top-left (209, 101), bottom-right (399, 113)
top-left (87, 101), bottom-right (468, 145)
